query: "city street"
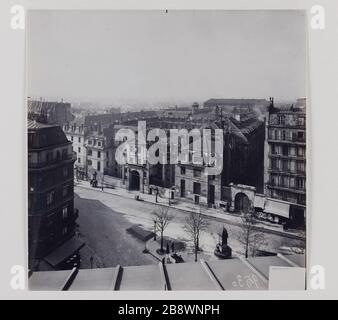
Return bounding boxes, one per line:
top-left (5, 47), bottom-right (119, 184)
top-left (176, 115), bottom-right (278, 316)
top-left (75, 185), bottom-right (304, 268)
top-left (75, 194), bottom-right (156, 268)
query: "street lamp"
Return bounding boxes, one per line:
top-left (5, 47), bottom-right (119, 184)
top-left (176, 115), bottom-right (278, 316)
top-left (153, 219), bottom-right (157, 241)
top-left (155, 187), bottom-right (159, 203)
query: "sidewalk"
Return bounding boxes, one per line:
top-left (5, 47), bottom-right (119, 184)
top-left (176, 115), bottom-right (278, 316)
top-left (74, 179), bottom-right (305, 241)
top-left (145, 237), bottom-right (222, 264)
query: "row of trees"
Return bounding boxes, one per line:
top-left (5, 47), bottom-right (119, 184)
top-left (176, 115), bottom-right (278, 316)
top-left (152, 207), bottom-right (208, 262)
top-left (153, 206), bottom-right (266, 261)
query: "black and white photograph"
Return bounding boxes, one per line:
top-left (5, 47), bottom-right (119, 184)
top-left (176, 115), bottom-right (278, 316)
top-left (26, 10), bottom-right (307, 291)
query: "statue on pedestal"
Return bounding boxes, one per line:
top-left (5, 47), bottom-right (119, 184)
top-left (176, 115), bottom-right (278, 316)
top-left (214, 226), bottom-right (232, 259)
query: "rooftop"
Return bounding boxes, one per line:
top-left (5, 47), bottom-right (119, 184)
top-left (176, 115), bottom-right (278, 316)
top-left (28, 100), bottom-right (71, 113)
top-left (27, 119), bottom-right (58, 130)
top-left (29, 253), bottom-right (305, 291)
top-left (204, 98), bottom-right (269, 106)
top-left (28, 119), bottom-right (70, 149)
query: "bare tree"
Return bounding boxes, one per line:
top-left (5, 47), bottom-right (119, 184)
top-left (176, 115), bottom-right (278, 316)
top-left (184, 210), bottom-right (209, 262)
top-left (237, 208), bottom-right (266, 258)
top-left (153, 207), bottom-right (173, 253)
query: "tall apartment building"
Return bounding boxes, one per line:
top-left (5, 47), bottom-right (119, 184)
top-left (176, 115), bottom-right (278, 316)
top-left (264, 98), bottom-right (306, 227)
top-left (28, 119), bottom-right (79, 270)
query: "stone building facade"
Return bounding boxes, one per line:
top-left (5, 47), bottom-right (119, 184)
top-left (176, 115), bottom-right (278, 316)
top-left (175, 163), bottom-right (222, 207)
top-left (28, 119), bottom-right (78, 270)
top-left (63, 114), bottom-right (118, 180)
top-left (264, 98), bottom-right (306, 227)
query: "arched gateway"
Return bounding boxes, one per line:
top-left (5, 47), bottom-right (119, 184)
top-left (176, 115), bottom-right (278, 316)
top-left (234, 192), bottom-right (251, 213)
top-left (129, 170), bottom-right (140, 191)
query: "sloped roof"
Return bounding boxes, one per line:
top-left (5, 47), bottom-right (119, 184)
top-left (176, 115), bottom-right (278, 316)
top-left (232, 117), bottom-right (263, 137)
top-left (222, 118), bottom-right (248, 143)
top-left (28, 100), bottom-right (71, 113)
top-left (28, 119), bottom-right (70, 149)
top-left (27, 119), bottom-right (58, 130)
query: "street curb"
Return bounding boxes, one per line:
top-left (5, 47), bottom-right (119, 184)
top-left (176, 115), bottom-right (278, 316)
top-left (74, 183), bottom-right (305, 241)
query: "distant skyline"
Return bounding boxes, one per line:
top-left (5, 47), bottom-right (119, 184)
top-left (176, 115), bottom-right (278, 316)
top-left (27, 10), bottom-right (306, 105)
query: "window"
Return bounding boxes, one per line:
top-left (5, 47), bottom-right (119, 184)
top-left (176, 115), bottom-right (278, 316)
top-left (78, 157), bottom-right (81, 163)
top-left (271, 176), bottom-right (276, 186)
top-left (62, 226), bottom-right (68, 236)
top-left (282, 146), bottom-right (288, 156)
top-left (62, 149), bottom-right (67, 159)
top-left (297, 147), bottom-right (305, 157)
top-left (78, 137), bottom-right (81, 143)
top-left (63, 167), bottom-right (68, 177)
top-left (282, 160), bottom-right (289, 171)
top-left (298, 194), bottom-right (306, 205)
top-left (97, 151), bottom-right (101, 158)
top-left (278, 115), bottom-right (285, 125)
top-left (297, 131), bottom-right (305, 141)
top-left (296, 178), bottom-right (305, 189)
top-left (71, 136), bottom-right (73, 142)
top-left (46, 190), bottom-right (55, 206)
top-left (193, 169), bottom-right (201, 178)
top-left (46, 152), bottom-right (53, 163)
top-left (62, 207), bottom-right (68, 220)
top-left (97, 161), bottom-right (101, 171)
top-left (88, 140), bottom-right (92, 145)
top-left (98, 141), bottom-right (101, 147)
top-left (87, 149), bottom-right (92, 156)
top-left (180, 166), bottom-right (186, 175)
top-left (271, 159), bottom-right (278, 170)
top-left (78, 147), bottom-right (81, 153)
top-left (297, 161), bottom-right (305, 173)
top-left (282, 130), bottom-right (286, 141)
top-left (271, 145), bottom-right (278, 155)
top-left (298, 117), bottom-right (305, 126)
top-left (193, 182), bottom-right (201, 195)
top-left (282, 176), bottom-right (289, 188)
top-left (87, 160), bottom-right (92, 166)
top-left (62, 185), bottom-right (68, 197)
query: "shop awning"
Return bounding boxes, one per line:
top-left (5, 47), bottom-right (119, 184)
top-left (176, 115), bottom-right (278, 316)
top-left (264, 199), bottom-right (290, 218)
top-left (43, 237), bottom-right (84, 268)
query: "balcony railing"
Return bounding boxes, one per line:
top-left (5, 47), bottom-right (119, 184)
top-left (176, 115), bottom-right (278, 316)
top-left (28, 153), bottom-right (76, 168)
top-left (268, 136), bottom-right (306, 143)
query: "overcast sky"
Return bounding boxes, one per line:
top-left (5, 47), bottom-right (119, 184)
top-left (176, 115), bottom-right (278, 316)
top-left (27, 10), bottom-right (306, 104)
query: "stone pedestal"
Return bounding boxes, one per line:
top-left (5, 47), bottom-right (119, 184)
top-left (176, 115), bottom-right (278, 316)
top-left (214, 244), bottom-right (232, 259)
top-left (214, 226), bottom-right (232, 259)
